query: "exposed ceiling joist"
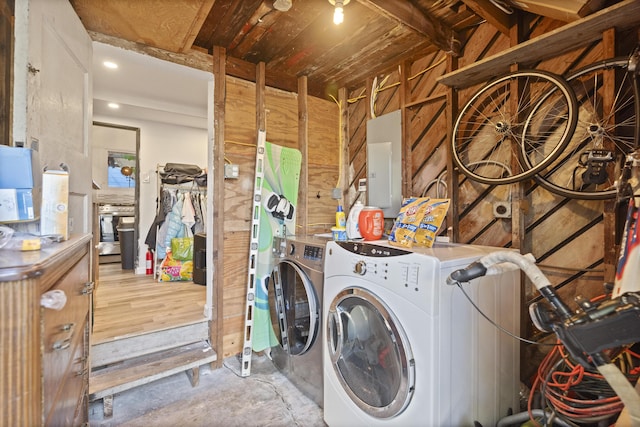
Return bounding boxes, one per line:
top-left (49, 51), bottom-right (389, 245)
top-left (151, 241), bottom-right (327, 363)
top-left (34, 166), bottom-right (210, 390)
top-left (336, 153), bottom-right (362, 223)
top-left (75, 0), bottom-right (619, 100)
top-left (179, 0), bottom-right (216, 52)
top-left (460, 0), bottom-right (513, 35)
top-left (357, 0), bottom-right (462, 56)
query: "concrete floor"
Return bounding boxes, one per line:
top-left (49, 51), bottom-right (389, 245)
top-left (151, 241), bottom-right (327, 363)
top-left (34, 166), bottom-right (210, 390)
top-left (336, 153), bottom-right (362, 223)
top-left (89, 354), bottom-right (325, 427)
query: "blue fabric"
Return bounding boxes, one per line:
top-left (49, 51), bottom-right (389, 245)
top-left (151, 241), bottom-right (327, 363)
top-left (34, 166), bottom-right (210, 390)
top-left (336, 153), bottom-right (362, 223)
top-left (157, 193), bottom-right (185, 258)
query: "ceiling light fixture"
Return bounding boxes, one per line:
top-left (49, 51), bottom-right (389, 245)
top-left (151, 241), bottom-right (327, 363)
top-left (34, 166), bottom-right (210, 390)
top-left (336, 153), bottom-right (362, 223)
top-left (103, 61), bottom-right (118, 69)
top-left (328, 0), bottom-right (350, 25)
top-left (273, 0), bottom-right (292, 12)
top-left (107, 103), bottom-right (120, 109)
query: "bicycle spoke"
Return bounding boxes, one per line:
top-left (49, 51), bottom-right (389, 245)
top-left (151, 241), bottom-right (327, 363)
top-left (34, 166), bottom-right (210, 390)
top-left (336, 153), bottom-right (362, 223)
top-left (453, 70), bottom-right (577, 185)
top-left (532, 58), bottom-right (636, 199)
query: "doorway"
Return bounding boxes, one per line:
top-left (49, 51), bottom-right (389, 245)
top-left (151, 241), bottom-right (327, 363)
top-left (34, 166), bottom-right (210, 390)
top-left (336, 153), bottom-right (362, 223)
top-left (90, 42), bottom-right (214, 381)
top-left (92, 122), bottom-right (139, 267)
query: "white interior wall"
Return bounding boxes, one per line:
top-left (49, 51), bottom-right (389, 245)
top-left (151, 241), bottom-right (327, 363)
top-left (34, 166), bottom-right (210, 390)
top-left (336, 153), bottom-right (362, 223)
top-left (94, 113), bottom-right (208, 274)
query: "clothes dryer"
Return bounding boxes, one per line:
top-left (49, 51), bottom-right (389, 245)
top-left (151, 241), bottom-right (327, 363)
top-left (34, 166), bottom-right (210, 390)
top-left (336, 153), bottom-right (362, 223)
top-left (323, 240), bottom-right (521, 426)
top-left (268, 235), bottom-right (327, 408)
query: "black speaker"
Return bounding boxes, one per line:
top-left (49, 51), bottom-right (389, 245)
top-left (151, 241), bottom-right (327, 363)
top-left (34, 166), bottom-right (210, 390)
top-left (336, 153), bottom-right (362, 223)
top-left (193, 233), bottom-right (206, 285)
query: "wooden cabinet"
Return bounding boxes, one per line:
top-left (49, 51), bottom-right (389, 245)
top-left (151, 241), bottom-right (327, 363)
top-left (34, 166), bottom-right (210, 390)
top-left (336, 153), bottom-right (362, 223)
top-left (0, 234), bottom-right (92, 427)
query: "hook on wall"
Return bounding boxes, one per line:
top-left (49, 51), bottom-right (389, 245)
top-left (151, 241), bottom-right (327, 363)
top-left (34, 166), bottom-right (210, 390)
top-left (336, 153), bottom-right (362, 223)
top-left (316, 191), bottom-right (321, 199)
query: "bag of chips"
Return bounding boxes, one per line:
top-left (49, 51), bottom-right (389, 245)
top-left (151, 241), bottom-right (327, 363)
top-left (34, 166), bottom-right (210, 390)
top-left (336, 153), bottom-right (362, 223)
top-left (388, 197), bottom-right (431, 248)
top-left (414, 199), bottom-right (450, 248)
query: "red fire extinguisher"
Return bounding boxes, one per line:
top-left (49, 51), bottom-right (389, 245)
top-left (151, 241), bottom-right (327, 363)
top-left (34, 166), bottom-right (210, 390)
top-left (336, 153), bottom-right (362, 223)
top-left (146, 249), bottom-right (154, 275)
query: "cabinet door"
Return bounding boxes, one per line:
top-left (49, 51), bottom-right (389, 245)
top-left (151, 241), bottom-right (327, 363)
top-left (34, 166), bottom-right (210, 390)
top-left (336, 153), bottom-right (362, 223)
top-left (42, 253), bottom-right (90, 424)
top-left (0, 0), bottom-right (12, 146)
top-left (13, 0), bottom-right (93, 234)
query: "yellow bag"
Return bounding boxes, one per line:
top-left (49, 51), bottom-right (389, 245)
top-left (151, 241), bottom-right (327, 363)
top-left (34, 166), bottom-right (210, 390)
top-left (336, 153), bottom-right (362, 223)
top-left (388, 197), bottom-right (431, 248)
top-left (414, 199), bottom-right (450, 248)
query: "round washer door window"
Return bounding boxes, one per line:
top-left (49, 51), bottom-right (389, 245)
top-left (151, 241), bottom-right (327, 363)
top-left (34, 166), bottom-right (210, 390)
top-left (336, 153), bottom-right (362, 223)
top-left (269, 260), bottom-right (319, 356)
top-left (327, 286), bottom-right (415, 419)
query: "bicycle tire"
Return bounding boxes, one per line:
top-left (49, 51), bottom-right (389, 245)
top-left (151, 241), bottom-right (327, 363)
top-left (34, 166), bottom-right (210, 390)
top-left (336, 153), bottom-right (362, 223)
top-left (529, 58), bottom-right (637, 199)
top-left (452, 70), bottom-right (578, 185)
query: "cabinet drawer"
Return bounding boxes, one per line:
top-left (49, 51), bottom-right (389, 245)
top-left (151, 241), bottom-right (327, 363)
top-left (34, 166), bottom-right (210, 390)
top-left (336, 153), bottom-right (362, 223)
top-left (42, 253), bottom-right (90, 417)
top-left (44, 334), bottom-right (88, 427)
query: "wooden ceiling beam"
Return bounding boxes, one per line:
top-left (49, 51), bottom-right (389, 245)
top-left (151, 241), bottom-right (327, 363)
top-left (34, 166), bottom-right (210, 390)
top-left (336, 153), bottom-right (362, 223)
top-left (90, 31), bottom-right (213, 73)
top-left (179, 0), bottom-right (217, 52)
top-left (460, 0), bottom-right (513, 35)
top-left (356, 0), bottom-right (462, 56)
top-left (90, 32), bottom-right (316, 98)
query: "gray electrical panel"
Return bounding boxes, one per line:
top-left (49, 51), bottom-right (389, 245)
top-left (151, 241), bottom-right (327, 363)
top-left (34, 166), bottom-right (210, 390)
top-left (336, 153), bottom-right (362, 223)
top-left (366, 110), bottom-right (402, 218)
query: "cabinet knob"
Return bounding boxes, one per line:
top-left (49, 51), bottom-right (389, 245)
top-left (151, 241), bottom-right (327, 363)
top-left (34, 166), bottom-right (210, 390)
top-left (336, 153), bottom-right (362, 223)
top-left (41, 290), bottom-right (67, 310)
top-left (61, 322), bottom-right (75, 332)
top-left (52, 338), bottom-right (71, 351)
top-left (82, 281), bottom-right (95, 295)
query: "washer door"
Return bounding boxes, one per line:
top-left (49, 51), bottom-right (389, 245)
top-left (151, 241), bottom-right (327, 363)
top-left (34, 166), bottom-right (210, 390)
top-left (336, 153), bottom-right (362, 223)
top-left (327, 286), bottom-right (415, 419)
top-left (268, 260), bottom-right (319, 356)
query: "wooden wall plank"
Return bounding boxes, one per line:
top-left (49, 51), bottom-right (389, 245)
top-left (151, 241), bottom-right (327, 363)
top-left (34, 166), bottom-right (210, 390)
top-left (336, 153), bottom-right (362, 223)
top-left (309, 97), bottom-right (340, 167)
top-left (298, 76), bottom-right (309, 234)
top-left (211, 46), bottom-right (226, 369)
top-left (408, 52), bottom-right (448, 103)
top-left (265, 89), bottom-right (298, 148)
top-left (220, 72), bottom-right (338, 357)
top-left (222, 232), bottom-right (250, 319)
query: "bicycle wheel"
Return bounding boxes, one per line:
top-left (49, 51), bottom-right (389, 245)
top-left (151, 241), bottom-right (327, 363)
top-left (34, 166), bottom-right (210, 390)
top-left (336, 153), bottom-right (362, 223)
top-left (529, 58), bottom-right (637, 199)
top-left (452, 70), bottom-right (578, 185)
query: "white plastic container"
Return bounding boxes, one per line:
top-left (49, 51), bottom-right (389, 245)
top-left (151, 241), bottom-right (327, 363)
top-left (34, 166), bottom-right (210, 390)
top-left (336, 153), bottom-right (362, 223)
top-left (346, 201), bottom-right (364, 239)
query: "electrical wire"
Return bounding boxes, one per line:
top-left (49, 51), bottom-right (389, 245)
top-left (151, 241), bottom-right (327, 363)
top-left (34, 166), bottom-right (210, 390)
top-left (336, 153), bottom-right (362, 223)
top-left (407, 55), bottom-right (447, 81)
top-left (525, 294), bottom-right (640, 426)
top-left (345, 55), bottom-right (445, 105)
top-left (296, 222), bottom-right (333, 229)
top-left (347, 88), bottom-right (366, 104)
top-left (329, 94), bottom-right (343, 193)
top-left (454, 282), bottom-right (559, 346)
top-left (422, 170), bottom-right (448, 198)
top-left (225, 139), bottom-right (256, 147)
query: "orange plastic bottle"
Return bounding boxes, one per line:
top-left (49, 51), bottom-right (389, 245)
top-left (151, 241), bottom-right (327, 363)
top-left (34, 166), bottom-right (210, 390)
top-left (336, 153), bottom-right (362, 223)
top-left (358, 207), bottom-right (384, 240)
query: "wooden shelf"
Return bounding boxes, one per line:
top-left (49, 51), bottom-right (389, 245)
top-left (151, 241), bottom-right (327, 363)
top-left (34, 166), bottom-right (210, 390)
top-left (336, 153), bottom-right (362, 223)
top-left (437, 0), bottom-right (640, 89)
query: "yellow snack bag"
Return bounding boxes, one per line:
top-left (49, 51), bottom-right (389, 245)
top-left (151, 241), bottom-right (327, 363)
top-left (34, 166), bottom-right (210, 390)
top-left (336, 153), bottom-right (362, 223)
top-left (388, 197), bottom-right (431, 248)
top-left (414, 199), bottom-right (450, 248)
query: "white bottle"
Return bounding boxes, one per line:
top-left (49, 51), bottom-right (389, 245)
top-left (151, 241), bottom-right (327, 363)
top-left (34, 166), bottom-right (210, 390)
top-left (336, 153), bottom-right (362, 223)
top-left (346, 201), bottom-right (364, 239)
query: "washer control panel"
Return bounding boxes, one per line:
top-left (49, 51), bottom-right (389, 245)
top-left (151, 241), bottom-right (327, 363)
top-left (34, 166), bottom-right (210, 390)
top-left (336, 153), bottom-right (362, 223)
top-left (303, 244), bottom-right (324, 261)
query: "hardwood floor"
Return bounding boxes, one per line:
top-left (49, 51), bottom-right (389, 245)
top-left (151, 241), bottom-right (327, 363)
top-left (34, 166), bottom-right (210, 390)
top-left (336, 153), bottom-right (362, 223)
top-left (93, 263), bottom-right (207, 344)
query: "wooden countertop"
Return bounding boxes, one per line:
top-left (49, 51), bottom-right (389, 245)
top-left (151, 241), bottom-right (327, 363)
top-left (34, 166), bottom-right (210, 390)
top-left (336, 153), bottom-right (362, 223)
top-left (0, 233), bottom-right (92, 282)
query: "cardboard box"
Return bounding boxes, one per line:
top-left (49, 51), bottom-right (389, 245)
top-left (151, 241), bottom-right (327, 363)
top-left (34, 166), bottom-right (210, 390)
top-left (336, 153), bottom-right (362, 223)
top-left (0, 189), bottom-right (35, 221)
top-left (0, 146), bottom-right (37, 189)
top-left (511, 0), bottom-right (605, 21)
top-left (40, 170), bottom-right (69, 239)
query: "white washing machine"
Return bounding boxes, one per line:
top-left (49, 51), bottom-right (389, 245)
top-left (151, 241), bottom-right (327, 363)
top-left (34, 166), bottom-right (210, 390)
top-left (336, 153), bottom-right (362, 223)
top-left (268, 235), bottom-right (328, 408)
top-left (323, 240), bottom-right (521, 427)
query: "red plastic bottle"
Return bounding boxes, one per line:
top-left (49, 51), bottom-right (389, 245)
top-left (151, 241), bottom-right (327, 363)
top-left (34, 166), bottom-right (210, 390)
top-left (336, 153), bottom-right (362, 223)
top-left (146, 249), bottom-right (154, 275)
